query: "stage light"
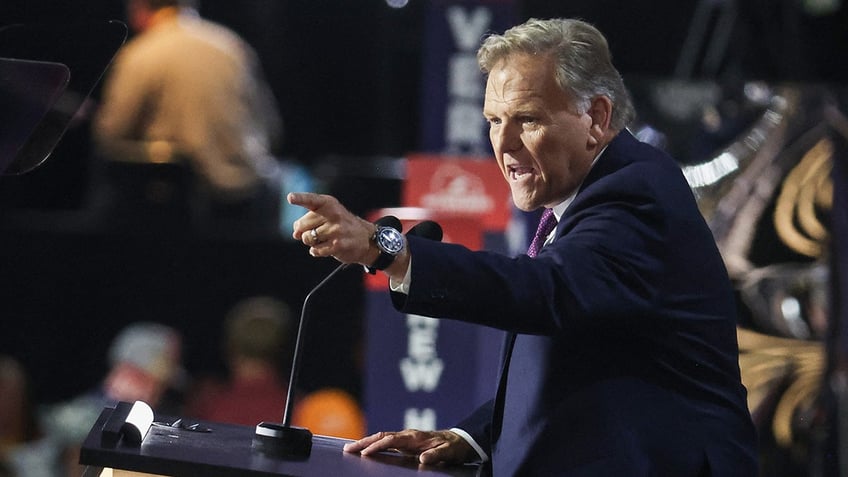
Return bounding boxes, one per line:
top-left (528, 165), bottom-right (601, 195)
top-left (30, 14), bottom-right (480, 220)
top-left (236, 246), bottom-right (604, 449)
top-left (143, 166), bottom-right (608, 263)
top-left (386, 0), bottom-right (409, 9)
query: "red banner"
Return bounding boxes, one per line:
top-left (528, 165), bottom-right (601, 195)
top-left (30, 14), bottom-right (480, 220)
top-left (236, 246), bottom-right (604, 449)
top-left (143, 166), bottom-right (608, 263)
top-left (403, 155), bottom-right (512, 232)
top-left (365, 207), bottom-right (483, 291)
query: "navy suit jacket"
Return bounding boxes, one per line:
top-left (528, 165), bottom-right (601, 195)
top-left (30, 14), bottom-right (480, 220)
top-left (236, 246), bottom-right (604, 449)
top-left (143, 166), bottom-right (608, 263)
top-left (391, 130), bottom-right (758, 476)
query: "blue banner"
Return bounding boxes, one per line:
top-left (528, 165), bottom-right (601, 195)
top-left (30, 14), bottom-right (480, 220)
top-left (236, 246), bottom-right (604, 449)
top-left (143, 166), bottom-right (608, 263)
top-left (419, 0), bottom-right (516, 155)
top-left (364, 290), bottom-right (502, 433)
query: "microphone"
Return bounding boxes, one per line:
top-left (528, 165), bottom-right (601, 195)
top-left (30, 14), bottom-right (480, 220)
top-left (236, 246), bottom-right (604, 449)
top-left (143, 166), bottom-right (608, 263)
top-left (253, 215), bottom-right (402, 459)
top-left (406, 220), bottom-right (443, 242)
top-left (374, 214), bottom-right (402, 232)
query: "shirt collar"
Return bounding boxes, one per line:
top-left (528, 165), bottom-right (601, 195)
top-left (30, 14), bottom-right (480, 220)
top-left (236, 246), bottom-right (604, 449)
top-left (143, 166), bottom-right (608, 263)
top-left (550, 144), bottom-right (608, 222)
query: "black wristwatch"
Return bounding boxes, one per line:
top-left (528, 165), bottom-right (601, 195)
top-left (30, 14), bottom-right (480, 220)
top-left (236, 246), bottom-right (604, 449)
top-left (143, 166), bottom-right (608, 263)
top-left (367, 225), bottom-right (405, 274)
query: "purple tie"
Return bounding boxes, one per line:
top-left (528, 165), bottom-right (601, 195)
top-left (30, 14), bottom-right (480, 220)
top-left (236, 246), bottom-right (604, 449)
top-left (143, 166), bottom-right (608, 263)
top-left (527, 208), bottom-right (557, 258)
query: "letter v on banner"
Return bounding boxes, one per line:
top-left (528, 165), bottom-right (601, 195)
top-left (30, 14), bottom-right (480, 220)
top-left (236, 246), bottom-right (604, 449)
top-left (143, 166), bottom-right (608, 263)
top-left (419, 0), bottom-right (517, 155)
top-left (446, 6), bottom-right (492, 51)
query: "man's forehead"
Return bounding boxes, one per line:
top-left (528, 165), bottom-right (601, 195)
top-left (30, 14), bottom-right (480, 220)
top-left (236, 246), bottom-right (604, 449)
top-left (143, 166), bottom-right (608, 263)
top-left (483, 59), bottom-right (565, 108)
top-left (484, 81), bottom-right (544, 108)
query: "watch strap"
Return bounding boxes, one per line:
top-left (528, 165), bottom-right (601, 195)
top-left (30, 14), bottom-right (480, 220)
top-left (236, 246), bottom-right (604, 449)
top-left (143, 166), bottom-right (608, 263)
top-left (368, 250), bottom-right (396, 273)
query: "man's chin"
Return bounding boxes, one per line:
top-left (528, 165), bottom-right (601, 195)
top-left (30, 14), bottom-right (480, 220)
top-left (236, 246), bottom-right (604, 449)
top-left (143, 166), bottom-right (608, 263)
top-left (511, 195), bottom-right (541, 212)
top-left (510, 183), bottom-right (545, 211)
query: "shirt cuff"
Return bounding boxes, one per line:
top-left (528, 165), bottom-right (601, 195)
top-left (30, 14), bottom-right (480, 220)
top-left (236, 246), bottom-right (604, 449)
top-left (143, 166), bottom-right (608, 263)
top-left (449, 427), bottom-right (489, 463)
top-left (388, 256), bottom-right (412, 294)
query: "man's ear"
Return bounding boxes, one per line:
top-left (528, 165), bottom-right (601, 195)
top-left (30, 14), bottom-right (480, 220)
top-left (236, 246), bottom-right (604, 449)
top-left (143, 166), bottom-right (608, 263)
top-left (586, 96), bottom-right (612, 146)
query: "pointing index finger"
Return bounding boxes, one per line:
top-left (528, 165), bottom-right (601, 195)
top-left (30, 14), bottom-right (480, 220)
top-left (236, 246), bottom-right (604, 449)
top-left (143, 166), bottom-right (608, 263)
top-left (287, 192), bottom-right (326, 211)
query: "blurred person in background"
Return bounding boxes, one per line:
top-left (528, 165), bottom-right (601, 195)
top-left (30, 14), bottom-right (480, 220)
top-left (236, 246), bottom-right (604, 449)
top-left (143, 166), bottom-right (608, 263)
top-left (42, 322), bottom-right (185, 477)
top-left (0, 356), bottom-right (36, 458)
top-left (92, 0), bottom-right (284, 231)
top-left (187, 296), bottom-right (294, 426)
top-left (0, 356), bottom-right (62, 477)
top-left (187, 295), bottom-right (368, 438)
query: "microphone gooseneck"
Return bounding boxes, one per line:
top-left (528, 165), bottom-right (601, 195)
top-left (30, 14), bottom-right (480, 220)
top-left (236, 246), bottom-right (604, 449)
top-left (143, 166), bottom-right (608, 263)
top-left (282, 214), bottom-right (402, 425)
top-left (254, 263), bottom-right (348, 459)
top-left (253, 215), bottom-right (403, 459)
top-left (281, 263), bottom-right (348, 426)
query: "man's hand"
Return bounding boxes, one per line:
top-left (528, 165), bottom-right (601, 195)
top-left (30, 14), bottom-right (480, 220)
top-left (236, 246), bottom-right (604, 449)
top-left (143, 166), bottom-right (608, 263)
top-left (288, 192), bottom-right (411, 280)
top-left (343, 429), bottom-right (477, 465)
top-left (288, 192), bottom-right (378, 265)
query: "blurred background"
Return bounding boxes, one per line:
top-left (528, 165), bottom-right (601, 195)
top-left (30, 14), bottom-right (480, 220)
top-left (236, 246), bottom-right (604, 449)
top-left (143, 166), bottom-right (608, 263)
top-left (1, 0), bottom-right (846, 476)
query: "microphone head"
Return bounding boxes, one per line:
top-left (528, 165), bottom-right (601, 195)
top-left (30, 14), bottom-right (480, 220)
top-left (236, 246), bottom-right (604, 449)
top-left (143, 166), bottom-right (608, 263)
top-left (407, 220), bottom-right (443, 242)
top-left (375, 215), bottom-right (402, 232)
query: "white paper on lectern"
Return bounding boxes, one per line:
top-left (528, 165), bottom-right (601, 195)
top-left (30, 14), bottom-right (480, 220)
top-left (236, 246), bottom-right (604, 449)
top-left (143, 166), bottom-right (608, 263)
top-left (123, 400), bottom-right (154, 444)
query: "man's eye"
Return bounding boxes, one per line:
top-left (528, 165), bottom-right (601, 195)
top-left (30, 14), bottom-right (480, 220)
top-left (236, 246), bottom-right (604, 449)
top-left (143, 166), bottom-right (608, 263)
top-left (487, 118), bottom-right (501, 126)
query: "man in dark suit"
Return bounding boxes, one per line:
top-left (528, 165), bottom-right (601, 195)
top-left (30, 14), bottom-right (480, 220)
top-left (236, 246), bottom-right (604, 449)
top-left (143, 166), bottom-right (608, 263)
top-left (289, 17), bottom-right (758, 476)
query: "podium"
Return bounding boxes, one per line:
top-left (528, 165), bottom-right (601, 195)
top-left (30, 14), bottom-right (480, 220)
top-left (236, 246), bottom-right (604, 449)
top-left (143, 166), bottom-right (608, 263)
top-left (79, 406), bottom-right (483, 477)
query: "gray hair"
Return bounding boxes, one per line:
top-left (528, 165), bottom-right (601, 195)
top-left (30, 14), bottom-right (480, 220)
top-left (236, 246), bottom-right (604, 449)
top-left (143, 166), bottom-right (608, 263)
top-left (477, 18), bottom-right (635, 130)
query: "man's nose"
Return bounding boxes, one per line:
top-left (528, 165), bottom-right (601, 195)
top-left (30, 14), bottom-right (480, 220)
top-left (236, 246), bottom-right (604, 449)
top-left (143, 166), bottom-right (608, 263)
top-left (492, 123), bottom-right (522, 153)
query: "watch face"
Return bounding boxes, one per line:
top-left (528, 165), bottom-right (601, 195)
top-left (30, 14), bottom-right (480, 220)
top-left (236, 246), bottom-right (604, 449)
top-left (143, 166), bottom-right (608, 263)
top-left (377, 227), bottom-right (404, 254)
